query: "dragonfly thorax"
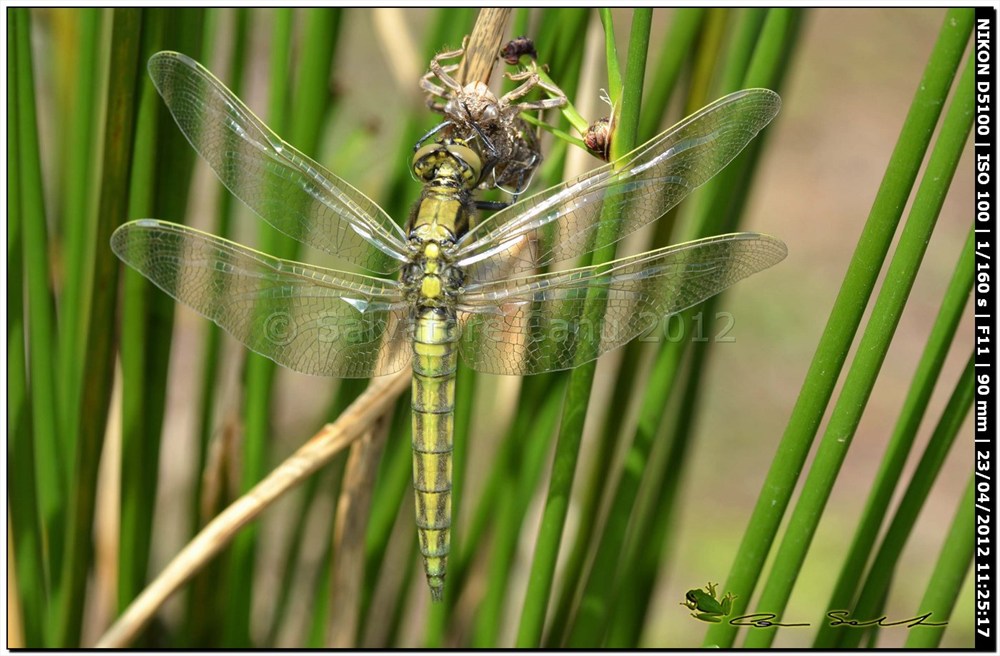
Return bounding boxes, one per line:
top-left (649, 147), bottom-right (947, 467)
top-left (402, 238), bottom-right (464, 309)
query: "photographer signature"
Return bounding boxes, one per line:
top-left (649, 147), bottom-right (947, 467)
top-left (680, 584), bottom-right (947, 628)
top-left (723, 611), bottom-right (947, 628)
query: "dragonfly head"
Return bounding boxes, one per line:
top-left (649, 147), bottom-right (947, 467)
top-left (412, 139), bottom-right (483, 189)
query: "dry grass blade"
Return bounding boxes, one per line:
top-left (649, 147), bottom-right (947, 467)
top-left (327, 414), bottom-right (392, 647)
top-left (458, 8), bottom-right (511, 85)
top-left (93, 369), bottom-right (411, 648)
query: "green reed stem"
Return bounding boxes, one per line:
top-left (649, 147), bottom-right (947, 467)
top-left (704, 10), bottom-right (974, 647)
top-left (517, 9), bottom-right (649, 647)
top-left (117, 10), bottom-right (165, 621)
top-left (814, 226), bottom-right (974, 647)
top-left (56, 8), bottom-right (102, 454)
top-left (8, 14), bottom-right (47, 647)
top-left (841, 352), bottom-right (973, 648)
top-left (904, 475), bottom-right (975, 649)
top-left (15, 10), bottom-right (64, 603)
top-left (57, 8), bottom-right (143, 646)
top-left (741, 23), bottom-right (974, 649)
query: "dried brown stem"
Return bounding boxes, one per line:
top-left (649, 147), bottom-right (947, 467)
top-left (326, 412), bottom-right (391, 647)
top-left (457, 8), bottom-right (511, 86)
top-left (94, 369), bottom-right (411, 648)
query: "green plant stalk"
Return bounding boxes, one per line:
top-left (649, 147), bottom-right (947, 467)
top-left (814, 227), bottom-right (974, 647)
top-left (117, 10), bottom-right (164, 617)
top-left (743, 48), bottom-right (974, 650)
top-left (637, 8), bottom-right (705, 143)
top-left (224, 10), bottom-right (342, 645)
top-left (549, 10), bottom-right (784, 644)
top-left (451, 380), bottom-right (537, 579)
top-left (119, 10), bottom-right (208, 646)
top-left (515, 9), bottom-right (647, 647)
top-left (561, 10), bottom-right (659, 644)
top-left (904, 474), bottom-right (975, 649)
top-left (647, 10), bottom-right (801, 586)
top-left (306, 534), bottom-right (335, 647)
top-left (125, 10), bottom-right (209, 647)
top-left (605, 338), bottom-right (700, 647)
top-left (564, 322), bottom-right (685, 648)
top-left (685, 9), bottom-right (728, 112)
top-left (680, 8), bottom-right (791, 245)
top-left (518, 10), bottom-right (617, 643)
top-left (598, 8), bottom-right (623, 108)
top-left (190, 5), bottom-right (250, 539)
top-left (144, 9), bottom-right (206, 514)
top-left (474, 484), bottom-right (525, 645)
top-left (15, 9), bottom-right (65, 598)
top-left (838, 352), bottom-right (974, 648)
top-left (742, 8), bottom-right (801, 90)
top-left (446, 373), bottom-right (561, 607)
top-left (360, 398), bottom-right (412, 630)
top-left (183, 11), bottom-right (250, 645)
top-left (547, 13), bottom-right (712, 632)
top-left (530, 8), bottom-right (591, 194)
top-left (714, 8), bottom-right (767, 95)
top-left (358, 394), bottom-right (410, 633)
top-left (525, 67), bottom-right (589, 138)
top-left (538, 8), bottom-right (591, 99)
top-left (385, 539), bottom-right (421, 647)
top-left (570, 72), bottom-right (790, 640)
top-left (56, 8), bottom-right (102, 452)
top-left (511, 7), bottom-right (530, 37)
top-left (55, 8), bottom-right (143, 646)
top-left (472, 375), bottom-right (567, 647)
top-left (540, 11), bottom-right (691, 638)
top-left (544, 349), bottom-right (642, 647)
top-left (8, 19), bottom-right (47, 646)
top-left (513, 109), bottom-right (595, 641)
top-left (593, 9), bottom-right (798, 646)
top-left (704, 9), bottom-right (974, 647)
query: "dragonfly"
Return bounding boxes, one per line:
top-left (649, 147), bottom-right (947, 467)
top-left (111, 51), bottom-right (786, 602)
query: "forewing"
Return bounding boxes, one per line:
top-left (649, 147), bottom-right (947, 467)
top-left (148, 51), bottom-right (408, 274)
top-left (453, 89), bottom-right (781, 282)
top-left (456, 233), bottom-right (786, 375)
top-left (112, 220), bottom-right (411, 377)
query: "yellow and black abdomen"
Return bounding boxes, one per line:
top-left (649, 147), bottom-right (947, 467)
top-left (410, 307), bottom-right (458, 601)
top-left (405, 139), bottom-right (477, 601)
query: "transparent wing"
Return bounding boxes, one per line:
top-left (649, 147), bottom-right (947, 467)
top-left (111, 219), bottom-right (412, 377)
top-left (456, 232), bottom-right (786, 375)
top-left (148, 51), bottom-right (408, 274)
top-left (453, 89), bottom-right (781, 282)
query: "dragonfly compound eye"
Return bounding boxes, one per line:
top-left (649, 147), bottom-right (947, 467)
top-left (410, 140), bottom-right (483, 186)
top-left (445, 142), bottom-right (483, 185)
